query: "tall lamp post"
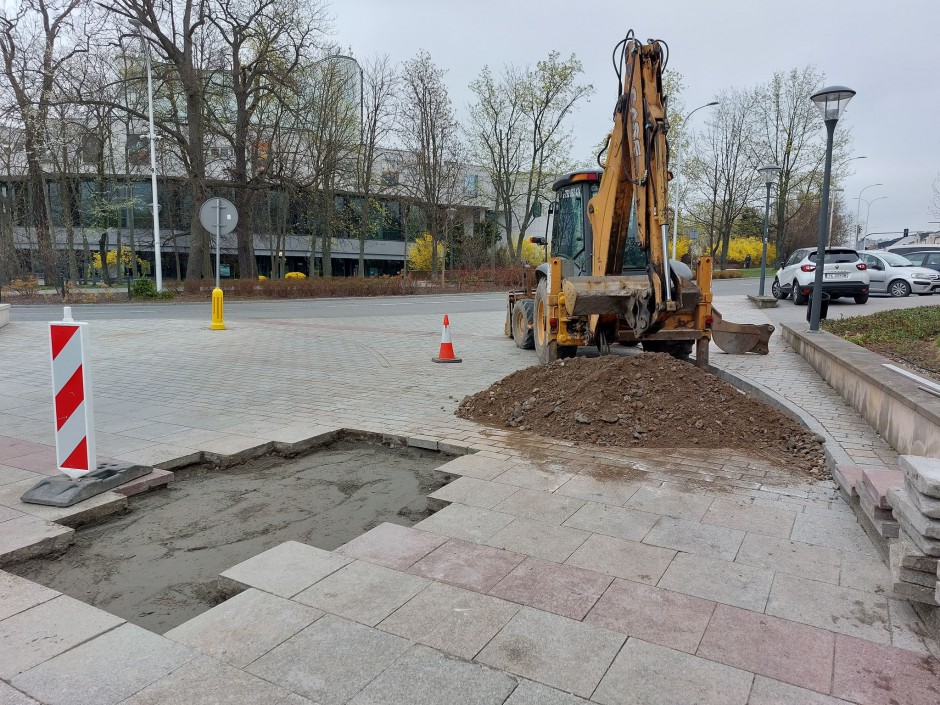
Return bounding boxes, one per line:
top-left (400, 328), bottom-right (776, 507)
top-left (861, 195), bottom-right (888, 250)
top-left (808, 85), bottom-right (855, 332)
top-left (671, 101), bottom-right (719, 259)
top-left (756, 165), bottom-right (780, 296)
top-left (853, 183), bottom-right (882, 248)
top-left (129, 20), bottom-right (162, 293)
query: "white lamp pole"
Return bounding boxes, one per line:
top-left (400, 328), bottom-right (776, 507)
top-left (853, 183), bottom-right (881, 249)
top-left (131, 20), bottom-right (162, 292)
top-left (671, 101), bottom-right (718, 259)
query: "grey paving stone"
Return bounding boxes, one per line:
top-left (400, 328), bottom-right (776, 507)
top-left (0, 515), bottom-right (73, 566)
top-left (562, 501), bottom-right (660, 542)
top-left (493, 489), bottom-right (584, 524)
top-left (378, 582), bottom-right (518, 659)
top-left (658, 552), bottom-right (774, 612)
top-left (0, 570), bottom-right (59, 620)
top-left (164, 588), bottom-right (323, 668)
top-left (293, 560), bottom-right (430, 626)
top-left (475, 607), bottom-right (624, 698)
top-left (503, 680), bottom-right (591, 705)
top-left (790, 512), bottom-right (878, 556)
top-left (430, 476), bottom-right (519, 509)
top-left (0, 479), bottom-right (126, 527)
top-left (702, 497), bottom-right (796, 538)
top-left (274, 695), bottom-right (318, 705)
top-left (839, 550), bottom-right (893, 595)
top-left (747, 675), bottom-right (853, 704)
top-left (247, 614), bottom-right (410, 705)
top-left (491, 463), bottom-right (574, 492)
top-left (901, 455), bottom-right (940, 499)
top-left (0, 504), bottom-right (24, 522)
top-left (0, 595), bottom-right (124, 679)
top-left (734, 533), bottom-right (841, 584)
top-left (765, 573), bottom-right (892, 644)
top-left (220, 540), bottom-right (352, 598)
top-left (592, 638), bottom-right (753, 705)
top-left (642, 516), bottom-right (745, 561)
top-left (887, 598), bottom-right (935, 655)
top-left (348, 644), bottom-right (517, 705)
top-left (625, 485), bottom-right (715, 521)
top-left (554, 474), bottom-right (643, 506)
top-left (0, 682), bottom-right (40, 705)
top-left (891, 488), bottom-right (940, 538)
top-left (437, 454), bottom-right (514, 481)
top-left (12, 623), bottom-right (195, 705)
top-left (565, 533), bottom-right (676, 585)
top-left (120, 654), bottom-right (292, 704)
top-left (485, 518), bottom-right (590, 562)
top-left (0, 466), bottom-right (42, 486)
top-left (414, 503), bottom-right (516, 543)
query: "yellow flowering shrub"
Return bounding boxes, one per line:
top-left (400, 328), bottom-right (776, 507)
top-left (284, 271), bottom-right (306, 279)
top-left (407, 233), bottom-right (446, 271)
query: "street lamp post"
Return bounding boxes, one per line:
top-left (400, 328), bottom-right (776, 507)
top-left (756, 165), bottom-right (781, 296)
top-left (862, 196), bottom-right (888, 249)
top-left (828, 187), bottom-right (843, 245)
top-left (808, 85), bottom-right (855, 332)
top-left (129, 20), bottom-right (162, 293)
top-left (853, 183), bottom-right (882, 248)
top-left (671, 101), bottom-right (718, 259)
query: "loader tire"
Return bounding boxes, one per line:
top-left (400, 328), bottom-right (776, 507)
top-left (534, 280), bottom-right (559, 364)
top-left (512, 299), bottom-right (535, 350)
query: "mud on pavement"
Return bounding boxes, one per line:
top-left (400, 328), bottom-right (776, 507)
top-left (9, 438), bottom-right (454, 634)
top-left (457, 353), bottom-right (826, 476)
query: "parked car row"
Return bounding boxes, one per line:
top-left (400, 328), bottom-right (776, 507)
top-left (771, 247), bottom-right (940, 304)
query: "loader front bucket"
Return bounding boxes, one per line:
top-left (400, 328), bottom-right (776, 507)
top-left (710, 307), bottom-right (774, 355)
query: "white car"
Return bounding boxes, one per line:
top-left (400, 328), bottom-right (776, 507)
top-left (772, 247), bottom-right (870, 305)
top-left (859, 251), bottom-right (940, 297)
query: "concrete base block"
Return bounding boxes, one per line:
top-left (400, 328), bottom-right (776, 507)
top-left (746, 294), bottom-right (779, 309)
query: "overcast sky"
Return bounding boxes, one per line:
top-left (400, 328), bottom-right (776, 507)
top-left (333, 0), bottom-right (940, 237)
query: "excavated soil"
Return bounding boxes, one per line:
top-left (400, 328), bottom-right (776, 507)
top-left (457, 353), bottom-right (826, 476)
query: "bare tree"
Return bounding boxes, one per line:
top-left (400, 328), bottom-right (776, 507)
top-left (468, 52), bottom-right (592, 261)
top-left (396, 50), bottom-right (462, 278)
top-left (930, 173), bottom-right (940, 223)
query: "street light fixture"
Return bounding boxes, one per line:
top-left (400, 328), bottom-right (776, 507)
top-left (671, 101), bottom-right (719, 259)
top-left (861, 195), bottom-right (888, 250)
top-left (756, 164), bottom-right (780, 296)
top-left (853, 183), bottom-right (882, 248)
top-left (129, 19), bottom-right (162, 293)
top-left (807, 85), bottom-right (855, 332)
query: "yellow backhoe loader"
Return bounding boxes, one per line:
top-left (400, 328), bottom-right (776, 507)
top-left (506, 31), bottom-right (772, 367)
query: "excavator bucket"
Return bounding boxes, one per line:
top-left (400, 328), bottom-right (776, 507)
top-left (710, 307), bottom-right (774, 355)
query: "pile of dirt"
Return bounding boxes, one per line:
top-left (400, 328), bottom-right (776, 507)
top-left (457, 353), bottom-right (826, 475)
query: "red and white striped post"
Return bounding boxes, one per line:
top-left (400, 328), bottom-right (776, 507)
top-left (49, 307), bottom-right (96, 479)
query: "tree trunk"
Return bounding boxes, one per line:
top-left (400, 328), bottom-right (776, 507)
top-left (25, 148), bottom-right (58, 288)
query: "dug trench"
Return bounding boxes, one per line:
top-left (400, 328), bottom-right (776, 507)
top-left (9, 438), bottom-right (455, 634)
top-left (457, 352), bottom-right (827, 477)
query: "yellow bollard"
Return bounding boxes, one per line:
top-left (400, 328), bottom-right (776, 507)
top-left (210, 287), bottom-right (226, 330)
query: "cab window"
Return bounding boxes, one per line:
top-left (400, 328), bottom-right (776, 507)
top-left (551, 185), bottom-right (585, 262)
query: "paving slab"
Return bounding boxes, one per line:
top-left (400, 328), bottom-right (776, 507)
top-left (895, 531), bottom-right (939, 573)
top-left (491, 462), bottom-right (574, 492)
top-left (839, 550), bottom-right (893, 595)
top-left (119, 654), bottom-right (292, 705)
top-left (561, 502), bottom-right (660, 542)
top-left (112, 468), bottom-right (173, 497)
top-left (0, 595), bottom-right (124, 679)
top-left (488, 557), bottom-right (612, 620)
top-left (0, 514), bottom-right (74, 567)
top-left (900, 455), bottom-right (940, 499)
top-left (733, 532), bottom-right (841, 584)
top-left (790, 510), bottom-right (879, 556)
top-left (642, 515), bottom-right (745, 561)
top-left (554, 474), bottom-right (642, 506)
top-left (887, 598), bottom-right (935, 655)
top-left (0, 570), bottom-right (59, 620)
top-left (832, 464), bottom-right (864, 499)
top-left (748, 676), bottom-right (853, 705)
top-left (624, 485), bottom-right (715, 521)
top-left (0, 682), bottom-right (40, 705)
top-left (414, 503), bottom-right (516, 543)
top-left (832, 633), bottom-right (940, 705)
top-left (407, 538), bottom-right (525, 592)
top-left (697, 604), bottom-right (835, 693)
top-left (475, 607), bottom-right (624, 698)
top-left (658, 552), bottom-right (774, 612)
top-left (430, 476), bottom-right (519, 509)
top-left (891, 488), bottom-right (940, 539)
top-left (12, 623), bottom-right (194, 705)
top-left (220, 540), bottom-right (352, 598)
top-left (336, 522), bottom-right (448, 570)
top-left (437, 454), bottom-right (514, 481)
top-left (0, 466), bottom-right (42, 487)
top-left (378, 582), bottom-right (518, 660)
top-left (293, 559), bottom-right (429, 626)
top-left (765, 573), bottom-right (892, 644)
top-left (348, 644), bottom-right (517, 705)
top-left (860, 468), bottom-right (902, 509)
top-left (164, 588), bottom-right (323, 668)
top-left (502, 680), bottom-right (591, 705)
top-left (493, 488), bottom-right (584, 524)
top-left (0, 478), bottom-right (126, 527)
top-left (485, 518), bottom-right (590, 562)
top-left (565, 533), bottom-right (676, 585)
top-left (701, 497), bottom-right (796, 538)
top-left (906, 479), bottom-right (940, 518)
top-left (584, 578), bottom-right (715, 654)
top-left (592, 638), bottom-right (753, 705)
top-left (246, 614), bottom-right (410, 705)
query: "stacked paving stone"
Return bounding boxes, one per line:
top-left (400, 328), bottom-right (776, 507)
top-left (831, 464), bottom-right (901, 539)
top-left (886, 456), bottom-right (940, 605)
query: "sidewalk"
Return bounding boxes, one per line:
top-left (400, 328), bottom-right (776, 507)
top-left (0, 297), bottom-right (936, 704)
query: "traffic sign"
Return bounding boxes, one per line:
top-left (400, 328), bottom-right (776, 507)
top-left (199, 197), bottom-right (238, 235)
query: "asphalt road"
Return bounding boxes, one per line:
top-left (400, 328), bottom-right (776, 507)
top-left (7, 278), bottom-right (939, 324)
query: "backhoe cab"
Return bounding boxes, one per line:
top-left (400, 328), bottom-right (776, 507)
top-left (505, 30), bottom-right (773, 367)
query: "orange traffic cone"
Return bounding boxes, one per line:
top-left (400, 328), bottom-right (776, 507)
top-left (432, 315), bottom-right (462, 363)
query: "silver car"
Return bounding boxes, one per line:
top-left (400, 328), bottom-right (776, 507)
top-left (859, 251), bottom-right (940, 297)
